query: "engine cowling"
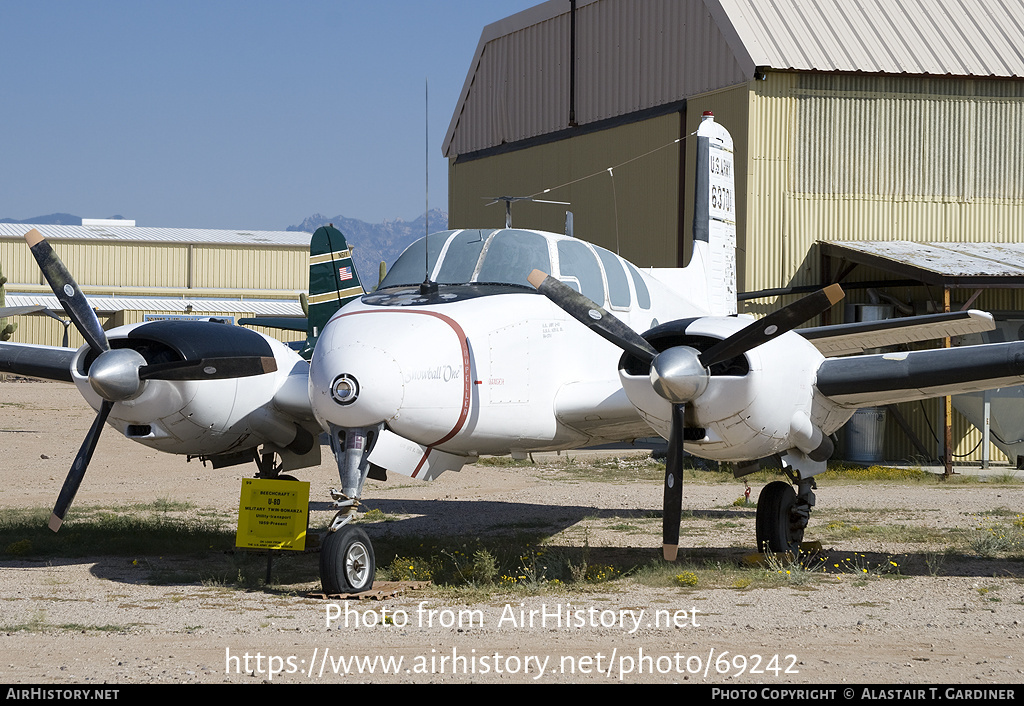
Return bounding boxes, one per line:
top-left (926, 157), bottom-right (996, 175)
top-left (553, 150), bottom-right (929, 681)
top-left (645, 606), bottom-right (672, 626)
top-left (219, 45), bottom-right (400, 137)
top-left (618, 316), bottom-right (831, 463)
top-left (70, 320), bottom-right (312, 456)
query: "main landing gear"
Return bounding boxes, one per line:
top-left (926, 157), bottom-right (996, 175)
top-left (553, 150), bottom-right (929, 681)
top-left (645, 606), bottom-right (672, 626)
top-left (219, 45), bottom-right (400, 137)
top-left (755, 473), bottom-right (816, 557)
top-left (320, 425), bottom-right (380, 594)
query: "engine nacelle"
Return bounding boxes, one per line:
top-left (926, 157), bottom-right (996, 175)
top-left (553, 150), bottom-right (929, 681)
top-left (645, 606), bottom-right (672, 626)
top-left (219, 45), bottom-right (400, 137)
top-left (71, 320), bottom-right (316, 459)
top-left (618, 316), bottom-right (831, 463)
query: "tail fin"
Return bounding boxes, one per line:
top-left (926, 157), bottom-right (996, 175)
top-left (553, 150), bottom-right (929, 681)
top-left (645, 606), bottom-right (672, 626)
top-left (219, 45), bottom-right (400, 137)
top-left (647, 113), bottom-right (736, 316)
top-left (690, 112), bottom-right (737, 316)
top-left (303, 225), bottom-right (364, 356)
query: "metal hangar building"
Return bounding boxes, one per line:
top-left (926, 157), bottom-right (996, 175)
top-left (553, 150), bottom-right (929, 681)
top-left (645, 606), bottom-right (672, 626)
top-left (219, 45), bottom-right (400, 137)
top-left (0, 220), bottom-right (308, 349)
top-left (444, 0), bottom-right (1024, 465)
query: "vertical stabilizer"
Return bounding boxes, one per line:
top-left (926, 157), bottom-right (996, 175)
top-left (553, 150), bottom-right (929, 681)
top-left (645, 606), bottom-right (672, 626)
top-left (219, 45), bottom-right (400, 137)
top-left (691, 112), bottom-right (737, 316)
top-left (304, 225), bottom-right (364, 357)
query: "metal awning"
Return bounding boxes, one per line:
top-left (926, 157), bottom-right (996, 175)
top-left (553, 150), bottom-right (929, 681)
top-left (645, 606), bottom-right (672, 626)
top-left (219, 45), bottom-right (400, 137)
top-left (819, 241), bottom-right (1024, 289)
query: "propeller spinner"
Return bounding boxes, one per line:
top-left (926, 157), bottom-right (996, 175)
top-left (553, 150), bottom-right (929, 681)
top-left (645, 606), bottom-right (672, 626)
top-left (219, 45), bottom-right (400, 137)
top-left (23, 229), bottom-right (278, 531)
top-left (529, 269), bottom-right (843, 561)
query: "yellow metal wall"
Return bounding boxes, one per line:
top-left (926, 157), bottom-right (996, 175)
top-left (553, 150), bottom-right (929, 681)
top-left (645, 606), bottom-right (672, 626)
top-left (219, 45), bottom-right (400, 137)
top-left (744, 71), bottom-right (1024, 296)
top-left (191, 245), bottom-right (307, 291)
top-left (1, 238), bottom-right (307, 295)
top-left (743, 71), bottom-right (1024, 465)
top-left (0, 237), bottom-right (308, 349)
top-left (449, 113), bottom-right (684, 268)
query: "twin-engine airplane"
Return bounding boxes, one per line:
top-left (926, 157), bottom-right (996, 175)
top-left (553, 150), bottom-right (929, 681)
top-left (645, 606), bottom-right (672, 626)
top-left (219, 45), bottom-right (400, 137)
top-left (4, 114), bottom-right (1023, 595)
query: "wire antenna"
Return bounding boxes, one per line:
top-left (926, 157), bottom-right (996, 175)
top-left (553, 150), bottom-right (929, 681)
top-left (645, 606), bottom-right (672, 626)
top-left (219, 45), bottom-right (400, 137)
top-left (484, 196), bottom-right (570, 228)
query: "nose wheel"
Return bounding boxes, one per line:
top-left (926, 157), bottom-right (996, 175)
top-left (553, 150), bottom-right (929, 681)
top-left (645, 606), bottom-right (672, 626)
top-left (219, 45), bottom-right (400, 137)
top-left (320, 525), bottom-right (376, 594)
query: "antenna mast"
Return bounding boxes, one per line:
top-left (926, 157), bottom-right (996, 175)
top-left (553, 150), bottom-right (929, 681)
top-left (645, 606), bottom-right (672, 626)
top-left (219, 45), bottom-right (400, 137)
top-left (420, 79), bottom-right (437, 295)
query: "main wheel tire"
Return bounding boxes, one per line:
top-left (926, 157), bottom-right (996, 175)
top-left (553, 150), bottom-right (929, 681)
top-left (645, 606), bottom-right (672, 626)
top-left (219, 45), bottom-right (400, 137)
top-left (320, 525), bottom-right (375, 594)
top-left (755, 481), bottom-right (803, 556)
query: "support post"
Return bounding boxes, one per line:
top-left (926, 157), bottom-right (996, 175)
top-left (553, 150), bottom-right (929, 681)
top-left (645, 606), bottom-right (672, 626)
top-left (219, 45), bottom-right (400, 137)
top-left (943, 287), bottom-right (953, 477)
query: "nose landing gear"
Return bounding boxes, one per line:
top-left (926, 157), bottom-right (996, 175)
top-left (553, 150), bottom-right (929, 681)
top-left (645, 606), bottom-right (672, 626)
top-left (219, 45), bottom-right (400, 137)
top-left (320, 425), bottom-right (380, 594)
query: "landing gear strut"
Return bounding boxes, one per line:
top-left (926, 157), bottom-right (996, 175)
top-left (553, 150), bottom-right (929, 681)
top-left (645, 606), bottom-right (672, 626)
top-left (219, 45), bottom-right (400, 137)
top-left (320, 425), bottom-right (379, 594)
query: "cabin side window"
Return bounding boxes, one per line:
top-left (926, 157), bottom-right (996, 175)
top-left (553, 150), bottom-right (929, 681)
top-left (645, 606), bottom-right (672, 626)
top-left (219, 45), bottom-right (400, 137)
top-left (594, 247), bottom-right (631, 309)
top-left (557, 240), bottom-right (605, 304)
top-left (625, 262), bottom-right (651, 309)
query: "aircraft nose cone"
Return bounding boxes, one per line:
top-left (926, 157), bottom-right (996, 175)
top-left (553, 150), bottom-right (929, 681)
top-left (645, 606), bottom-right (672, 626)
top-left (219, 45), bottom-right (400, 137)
top-left (309, 341), bottom-right (404, 429)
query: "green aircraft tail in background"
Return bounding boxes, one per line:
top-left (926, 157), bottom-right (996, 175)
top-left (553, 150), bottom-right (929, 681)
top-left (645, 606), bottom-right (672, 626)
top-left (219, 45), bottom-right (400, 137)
top-left (302, 225), bottom-right (364, 357)
top-left (238, 224), bottom-right (367, 358)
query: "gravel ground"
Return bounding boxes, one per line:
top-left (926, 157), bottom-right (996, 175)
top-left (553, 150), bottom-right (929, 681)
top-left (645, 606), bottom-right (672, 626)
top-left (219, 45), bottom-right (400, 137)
top-left (1, 381), bottom-right (1023, 685)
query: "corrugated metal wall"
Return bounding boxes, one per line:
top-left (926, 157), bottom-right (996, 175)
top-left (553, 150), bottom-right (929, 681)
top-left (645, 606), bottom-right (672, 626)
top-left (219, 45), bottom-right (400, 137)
top-left (743, 71), bottom-right (1024, 463)
top-left (446, 0), bottom-right (746, 158)
top-left (1, 310), bottom-right (303, 350)
top-left (744, 71), bottom-right (1024, 295)
top-left (0, 236), bottom-right (308, 348)
top-left (192, 245), bottom-right (307, 291)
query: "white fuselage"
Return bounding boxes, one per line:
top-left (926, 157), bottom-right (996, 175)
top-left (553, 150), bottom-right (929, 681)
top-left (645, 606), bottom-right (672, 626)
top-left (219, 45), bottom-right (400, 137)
top-left (307, 272), bottom-right (851, 473)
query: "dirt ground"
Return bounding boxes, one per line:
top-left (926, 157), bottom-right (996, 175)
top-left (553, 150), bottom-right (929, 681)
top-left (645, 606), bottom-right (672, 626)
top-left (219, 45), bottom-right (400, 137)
top-left (1, 381), bottom-right (1023, 685)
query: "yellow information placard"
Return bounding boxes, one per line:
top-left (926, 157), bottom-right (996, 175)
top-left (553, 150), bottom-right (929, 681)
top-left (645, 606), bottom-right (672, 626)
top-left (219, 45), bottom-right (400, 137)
top-left (236, 478), bottom-right (310, 551)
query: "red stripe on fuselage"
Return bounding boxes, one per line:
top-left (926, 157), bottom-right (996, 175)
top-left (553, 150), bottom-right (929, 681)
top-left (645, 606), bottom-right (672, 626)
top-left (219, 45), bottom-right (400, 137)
top-left (329, 309), bottom-right (473, 453)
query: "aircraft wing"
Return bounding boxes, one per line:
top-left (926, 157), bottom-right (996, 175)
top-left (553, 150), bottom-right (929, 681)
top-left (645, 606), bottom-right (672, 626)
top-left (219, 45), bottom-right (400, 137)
top-left (816, 340), bottom-right (1024, 407)
top-left (799, 310), bottom-right (995, 357)
top-left (0, 342), bottom-right (75, 383)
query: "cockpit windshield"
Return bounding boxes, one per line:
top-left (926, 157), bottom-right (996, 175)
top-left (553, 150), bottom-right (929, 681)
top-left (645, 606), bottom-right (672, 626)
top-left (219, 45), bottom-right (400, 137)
top-left (377, 229), bottom-right (551, 290)
top-left (372, 228), bottom-right (649, 311)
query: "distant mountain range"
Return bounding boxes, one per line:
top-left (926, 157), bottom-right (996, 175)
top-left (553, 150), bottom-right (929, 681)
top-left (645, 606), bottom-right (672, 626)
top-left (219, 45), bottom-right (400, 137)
top-left (0, 213), bottom-right (129, 225)
top-left (287, 209), bottom-right (448, 284)
top-left (1, 210), bottom-right (448, 288)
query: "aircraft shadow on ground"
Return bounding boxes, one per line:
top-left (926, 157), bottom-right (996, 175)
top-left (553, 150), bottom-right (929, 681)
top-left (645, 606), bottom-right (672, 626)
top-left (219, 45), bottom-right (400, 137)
top-left (307, 497), bottom-right (755, 535)
top-left (9, 497), bottom-right (1015, 584)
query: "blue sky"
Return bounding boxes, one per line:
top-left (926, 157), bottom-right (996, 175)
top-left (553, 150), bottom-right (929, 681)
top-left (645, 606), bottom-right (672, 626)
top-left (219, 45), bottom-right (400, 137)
top-left (0, 1), bottom-right (541, 229)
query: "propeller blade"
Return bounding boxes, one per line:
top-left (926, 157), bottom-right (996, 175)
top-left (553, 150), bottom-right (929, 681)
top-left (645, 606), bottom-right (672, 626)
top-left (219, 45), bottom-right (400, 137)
top-left (24, 229), bottom-right (109, 354)
top-left (138, 356), bottom-right (277, 381)
top-left (698, 284), bottom-right (844, 369)
top-left (528, 269), bottom-right (657, 366)
top-left (663, 403), bottom-right (685, 561)
top-left (49, 400), bottom-right (113, 532)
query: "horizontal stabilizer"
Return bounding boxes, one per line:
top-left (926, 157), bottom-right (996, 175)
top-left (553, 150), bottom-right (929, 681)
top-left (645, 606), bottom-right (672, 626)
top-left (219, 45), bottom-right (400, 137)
top-left (817, 341), bottom-right (1024, 407)
top-left (238, 316), bottom-right (308, 332)
top-left (801, 310), bottom-right (994, 357)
